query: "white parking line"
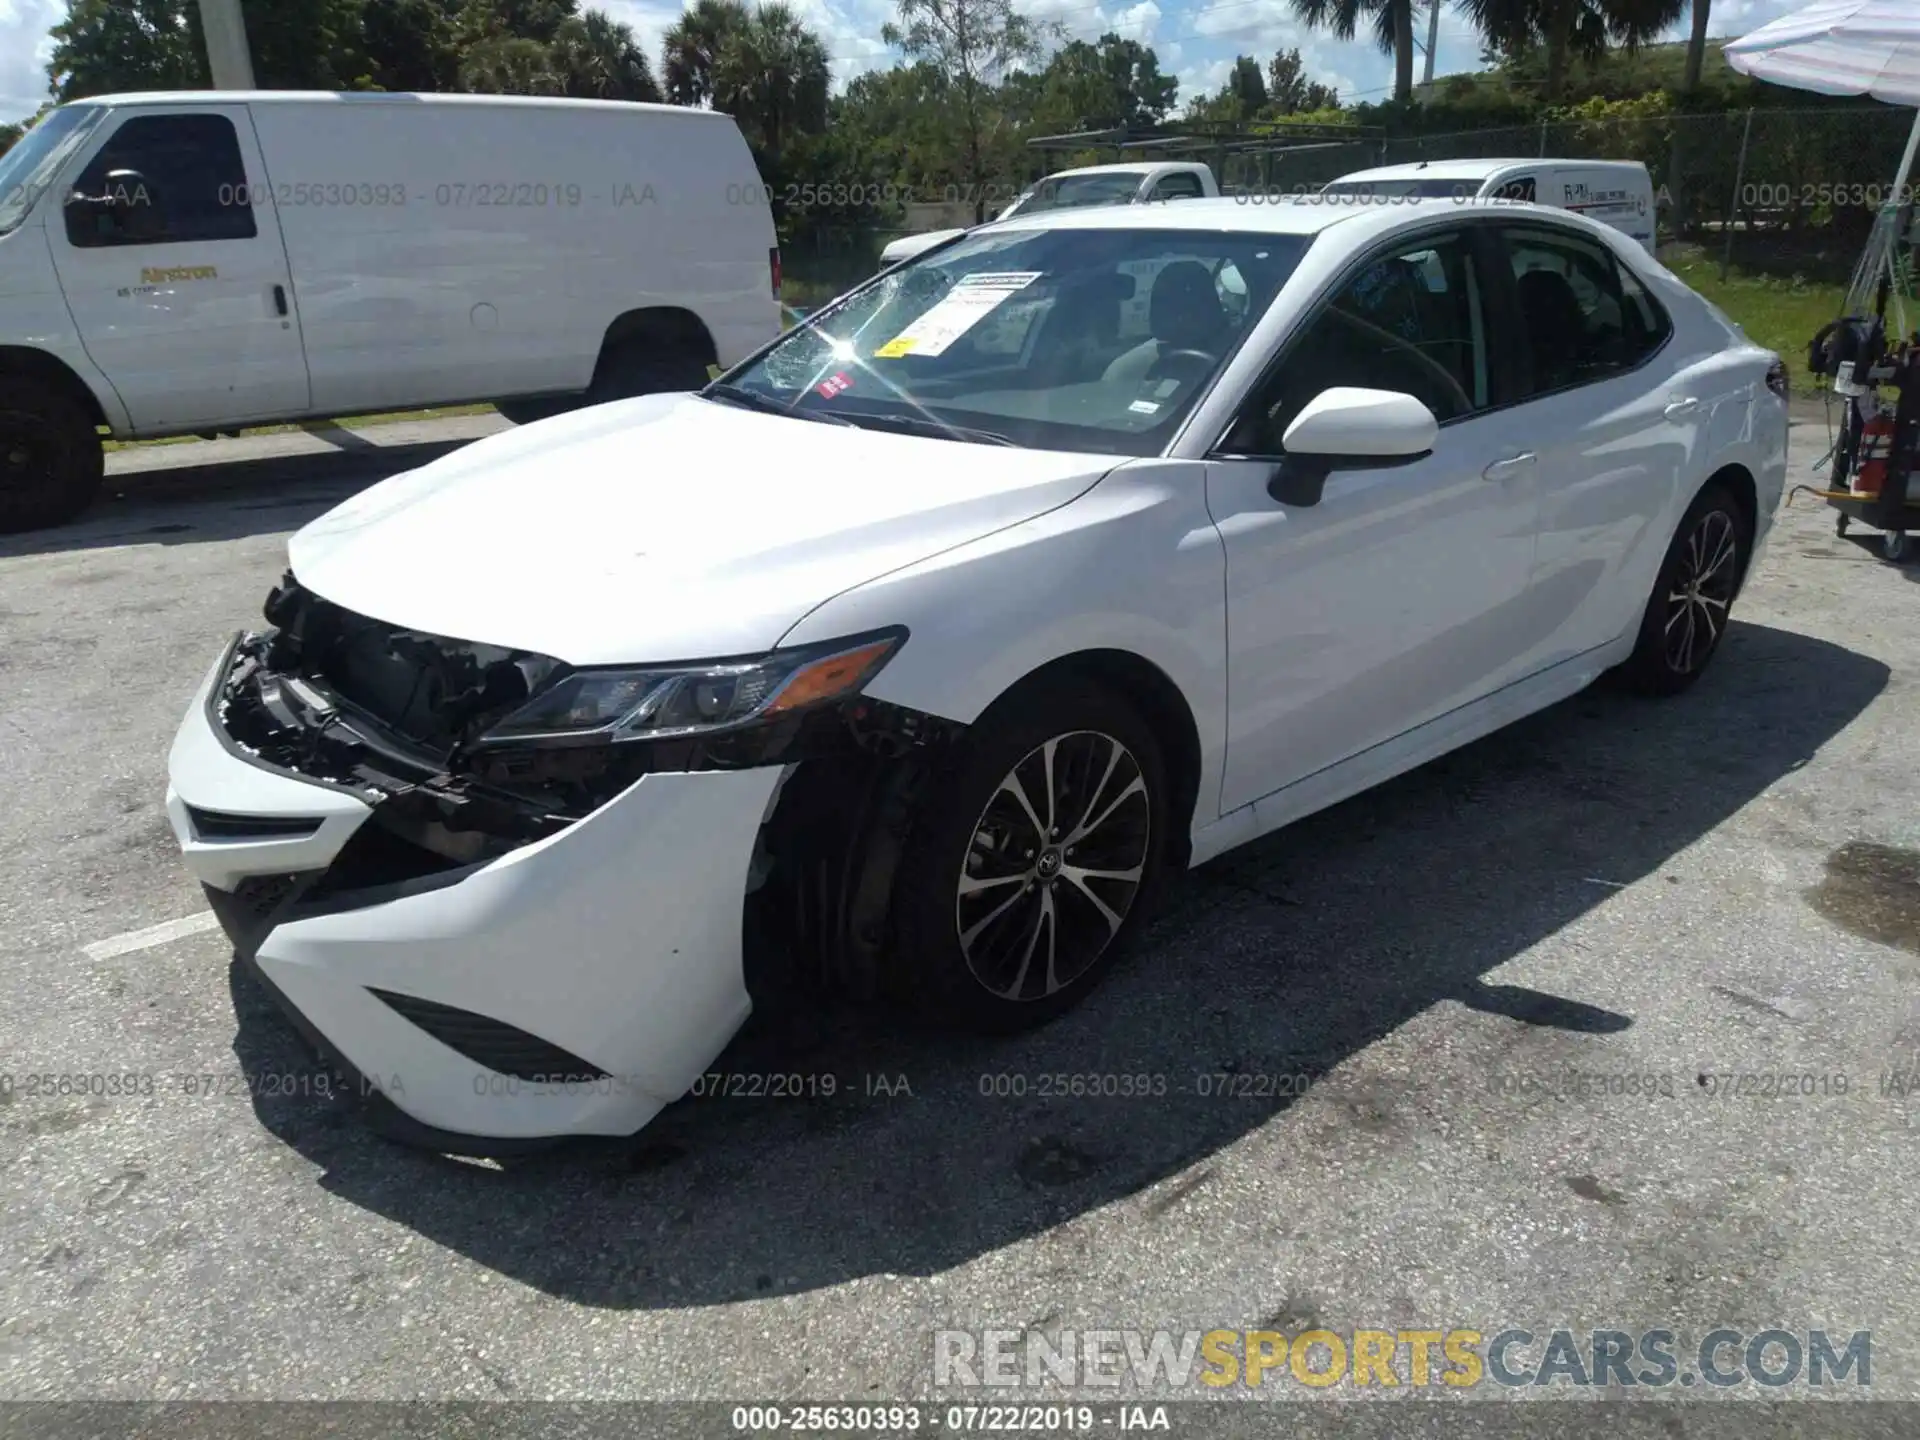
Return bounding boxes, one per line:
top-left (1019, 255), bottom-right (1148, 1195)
top-left (83, 912), bottom-right (220, 961)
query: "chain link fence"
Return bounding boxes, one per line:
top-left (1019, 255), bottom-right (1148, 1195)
top-left (782, 106), bottom-right (1920, 299)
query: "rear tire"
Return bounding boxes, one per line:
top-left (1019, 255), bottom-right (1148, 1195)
top-left (1618, 481), bottom-right (1746, 696)
top-left (886, 675), bottom-right (1170, 1033)
top-left (0, 378), bottom-right (104, 534)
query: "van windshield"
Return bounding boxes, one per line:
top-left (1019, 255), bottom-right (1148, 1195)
top-left (0, 105), bottom-right (106, 235)
top-left (712, 225), bottom-right (1312, 457)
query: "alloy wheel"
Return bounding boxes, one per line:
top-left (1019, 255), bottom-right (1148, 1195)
top-left (1664, 509), bottom-right (1738, 675)
top-left (954, 730), bottom-right (1151, 1002)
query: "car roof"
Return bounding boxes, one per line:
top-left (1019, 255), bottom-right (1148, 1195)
top-left (985, 193), bottom-right (1522, 238)
top-left (68, 91), bottom-right (717, 118)
top-left (1334, 158), bottom-right (1649, 183)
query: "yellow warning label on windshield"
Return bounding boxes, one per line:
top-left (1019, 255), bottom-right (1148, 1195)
top-left (873, 337), bottom-right (918, 358)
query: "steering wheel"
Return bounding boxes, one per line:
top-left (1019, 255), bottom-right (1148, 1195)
top-left (1325, 308), bottom-right (1471, 416)
top-left (1144, 347), bottom-right (1218, 385)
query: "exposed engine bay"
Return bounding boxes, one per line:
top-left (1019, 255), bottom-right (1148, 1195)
top-left (213, 574), bottom-right (969, 991)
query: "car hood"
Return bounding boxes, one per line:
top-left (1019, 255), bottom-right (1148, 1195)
top-left (286, 392), bottom-right (1115, 665)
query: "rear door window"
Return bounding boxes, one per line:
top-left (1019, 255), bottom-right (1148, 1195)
top-left (1503, 226), bottom-right (1673, 394)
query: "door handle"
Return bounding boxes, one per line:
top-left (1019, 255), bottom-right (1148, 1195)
top-left (1482, 452), bottom-right (1537, 481)
top-left (272, 283), bottom-right (288, 317)
top-left (1664, 396), bottom-right (1702, 419)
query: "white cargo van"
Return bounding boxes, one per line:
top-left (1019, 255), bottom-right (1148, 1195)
top-left (0, 92), bottom-right (780, 531)
top-left (1321, 159), bottom-right (1656, 252)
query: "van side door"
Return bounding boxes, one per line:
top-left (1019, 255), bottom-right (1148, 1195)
top-left (48, 105), bottom-right (309, 432)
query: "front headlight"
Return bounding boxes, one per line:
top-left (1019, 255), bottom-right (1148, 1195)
top-left (471, 630), bottom-right (904, 748)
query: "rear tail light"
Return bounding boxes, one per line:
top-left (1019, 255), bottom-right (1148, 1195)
top-left (770, 246), bottom-right (782, 302)
top-left (1766, 358), bottom-right (1790, 399)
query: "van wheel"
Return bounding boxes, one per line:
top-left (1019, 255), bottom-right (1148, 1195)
top-left (0, 378), bottom-right (104, 534)
top-left (885, 676), bottom-right (1170, 1033)
top-left (588, 344), bottom-right (709, 405)
top-left (494, 398), bottom-right (574, 426)
top-left (1618, 480), bottom-right (1746, 696)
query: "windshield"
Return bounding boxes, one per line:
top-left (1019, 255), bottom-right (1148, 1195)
top-left (0, 106), bottom-right (106, 235)
top-left (716, 225), bottom-right (1312, 456)
top-left (1322, 178), bottom-right (1481, 200)
top-left (1007, 172), bottom-right (1149, 216)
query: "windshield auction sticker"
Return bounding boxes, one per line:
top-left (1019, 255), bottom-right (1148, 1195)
top-left (873, 272), bottom-right (1043, 358)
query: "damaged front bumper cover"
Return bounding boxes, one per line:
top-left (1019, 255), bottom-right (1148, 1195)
top-left (167, 634), bottom-right (787, 1153)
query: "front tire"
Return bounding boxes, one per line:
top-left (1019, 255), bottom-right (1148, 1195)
top-left (888, 676), bottom-right (1170, 1032)
top-left (1619, 481), bottom-right (1746, 696)
top-left (0, 378), bottom-right (104, 534)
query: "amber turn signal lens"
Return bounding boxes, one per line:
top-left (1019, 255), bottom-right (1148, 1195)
top-left (763, 638), bottom-right (898, 715)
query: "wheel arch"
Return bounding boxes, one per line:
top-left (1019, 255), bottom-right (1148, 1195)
top-left (595, 307), bottom-right (718, 377)
top-left (1699, 461), bottom-right (1758, 591)
top-left (980, 647), bottom-right (1205, 870)
top-left (0, 346), bottom-right (110, 430)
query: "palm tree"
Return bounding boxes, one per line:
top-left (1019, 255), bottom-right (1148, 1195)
top-left (1459, 0), bottom-right (1683, 102)
top-left (711, 4), bottom-right (830, 155)
top-left (662, 0), bottom-right (750, 106)
top-left (1290, 0), bottom-right (1415, 104)
top-left (552, 9), bottom-right (662, 102)
top-left (1682, 0), bottom-right (1710, 94)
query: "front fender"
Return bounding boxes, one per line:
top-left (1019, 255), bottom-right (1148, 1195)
top-left (778, 459), bottom-right (1228, 846)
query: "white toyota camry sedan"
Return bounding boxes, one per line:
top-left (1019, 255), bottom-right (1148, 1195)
top-left (165, 196), bottom-right (1789, 1153)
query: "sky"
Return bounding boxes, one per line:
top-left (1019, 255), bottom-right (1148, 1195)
top-left (0, 0), bottom-right (1814, 127)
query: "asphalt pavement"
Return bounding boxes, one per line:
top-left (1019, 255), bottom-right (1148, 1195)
top-left (2, 411), bottom-right (1918, 1409)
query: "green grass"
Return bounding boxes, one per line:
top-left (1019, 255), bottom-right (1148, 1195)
top-left (1662, 245), bottom-right (1844, 395)
top-left (103, 402), bottom-right (498, 452)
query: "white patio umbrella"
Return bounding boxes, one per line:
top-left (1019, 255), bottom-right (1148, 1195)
top-left (1725, 0), bottom-right (1920, 199)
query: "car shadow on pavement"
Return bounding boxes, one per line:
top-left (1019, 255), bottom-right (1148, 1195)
top-left (0, 441), bottom-right (476, 560)
top-left (225, 619), bottom-right (1888, 1310)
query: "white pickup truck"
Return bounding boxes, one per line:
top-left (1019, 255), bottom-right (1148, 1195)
top-left (878, 161), bottom-right (1219, 270)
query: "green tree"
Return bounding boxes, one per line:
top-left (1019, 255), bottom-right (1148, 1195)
top-left (47, 0), bottom-right (207, 102)
top-left (1028, 34), bottom-right (1179, 131)
top-left (1268, 46), bottom-right (1338, 112)
top-left (884, 0), bottom-right (1048, 222)
top-left (712, 4), bottom-right (830, 158)
top-left (241, 0), bottom-right (373, 89)
top-left (362, 0), bottom-right (463, 90)
top-left (458, 35), bottom-right (563, 92)
top-left (1228, 55), bottom-right (1267, 113)
top-left (663, 0), bottom-right (750, 106)
top-left (551, 10), bottom-right (662, 101)
top-left (454, 0), bottom-right (578, 45)
top-left (1290, 0), bottom-right (1414, 103)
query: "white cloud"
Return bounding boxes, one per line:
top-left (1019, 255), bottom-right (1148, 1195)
top-left (0, 0), bottom-right (60, 122)
top-left (1112, 1), bottom-right (1161, 44)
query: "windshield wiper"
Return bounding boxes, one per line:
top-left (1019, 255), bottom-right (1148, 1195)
top-left (838, 412), bottom-right (1017, 447)
top-left (701, 383), bottom-right (857, 426)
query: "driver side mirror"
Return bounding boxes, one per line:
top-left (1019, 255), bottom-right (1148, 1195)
top-left (1265, 386), bottom-right (1438, 507)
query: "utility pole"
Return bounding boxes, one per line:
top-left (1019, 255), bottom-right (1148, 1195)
top-left (198, 0), bottom-right (256, 89)
top-left (1423, 0), bottom-right (1441, 87)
